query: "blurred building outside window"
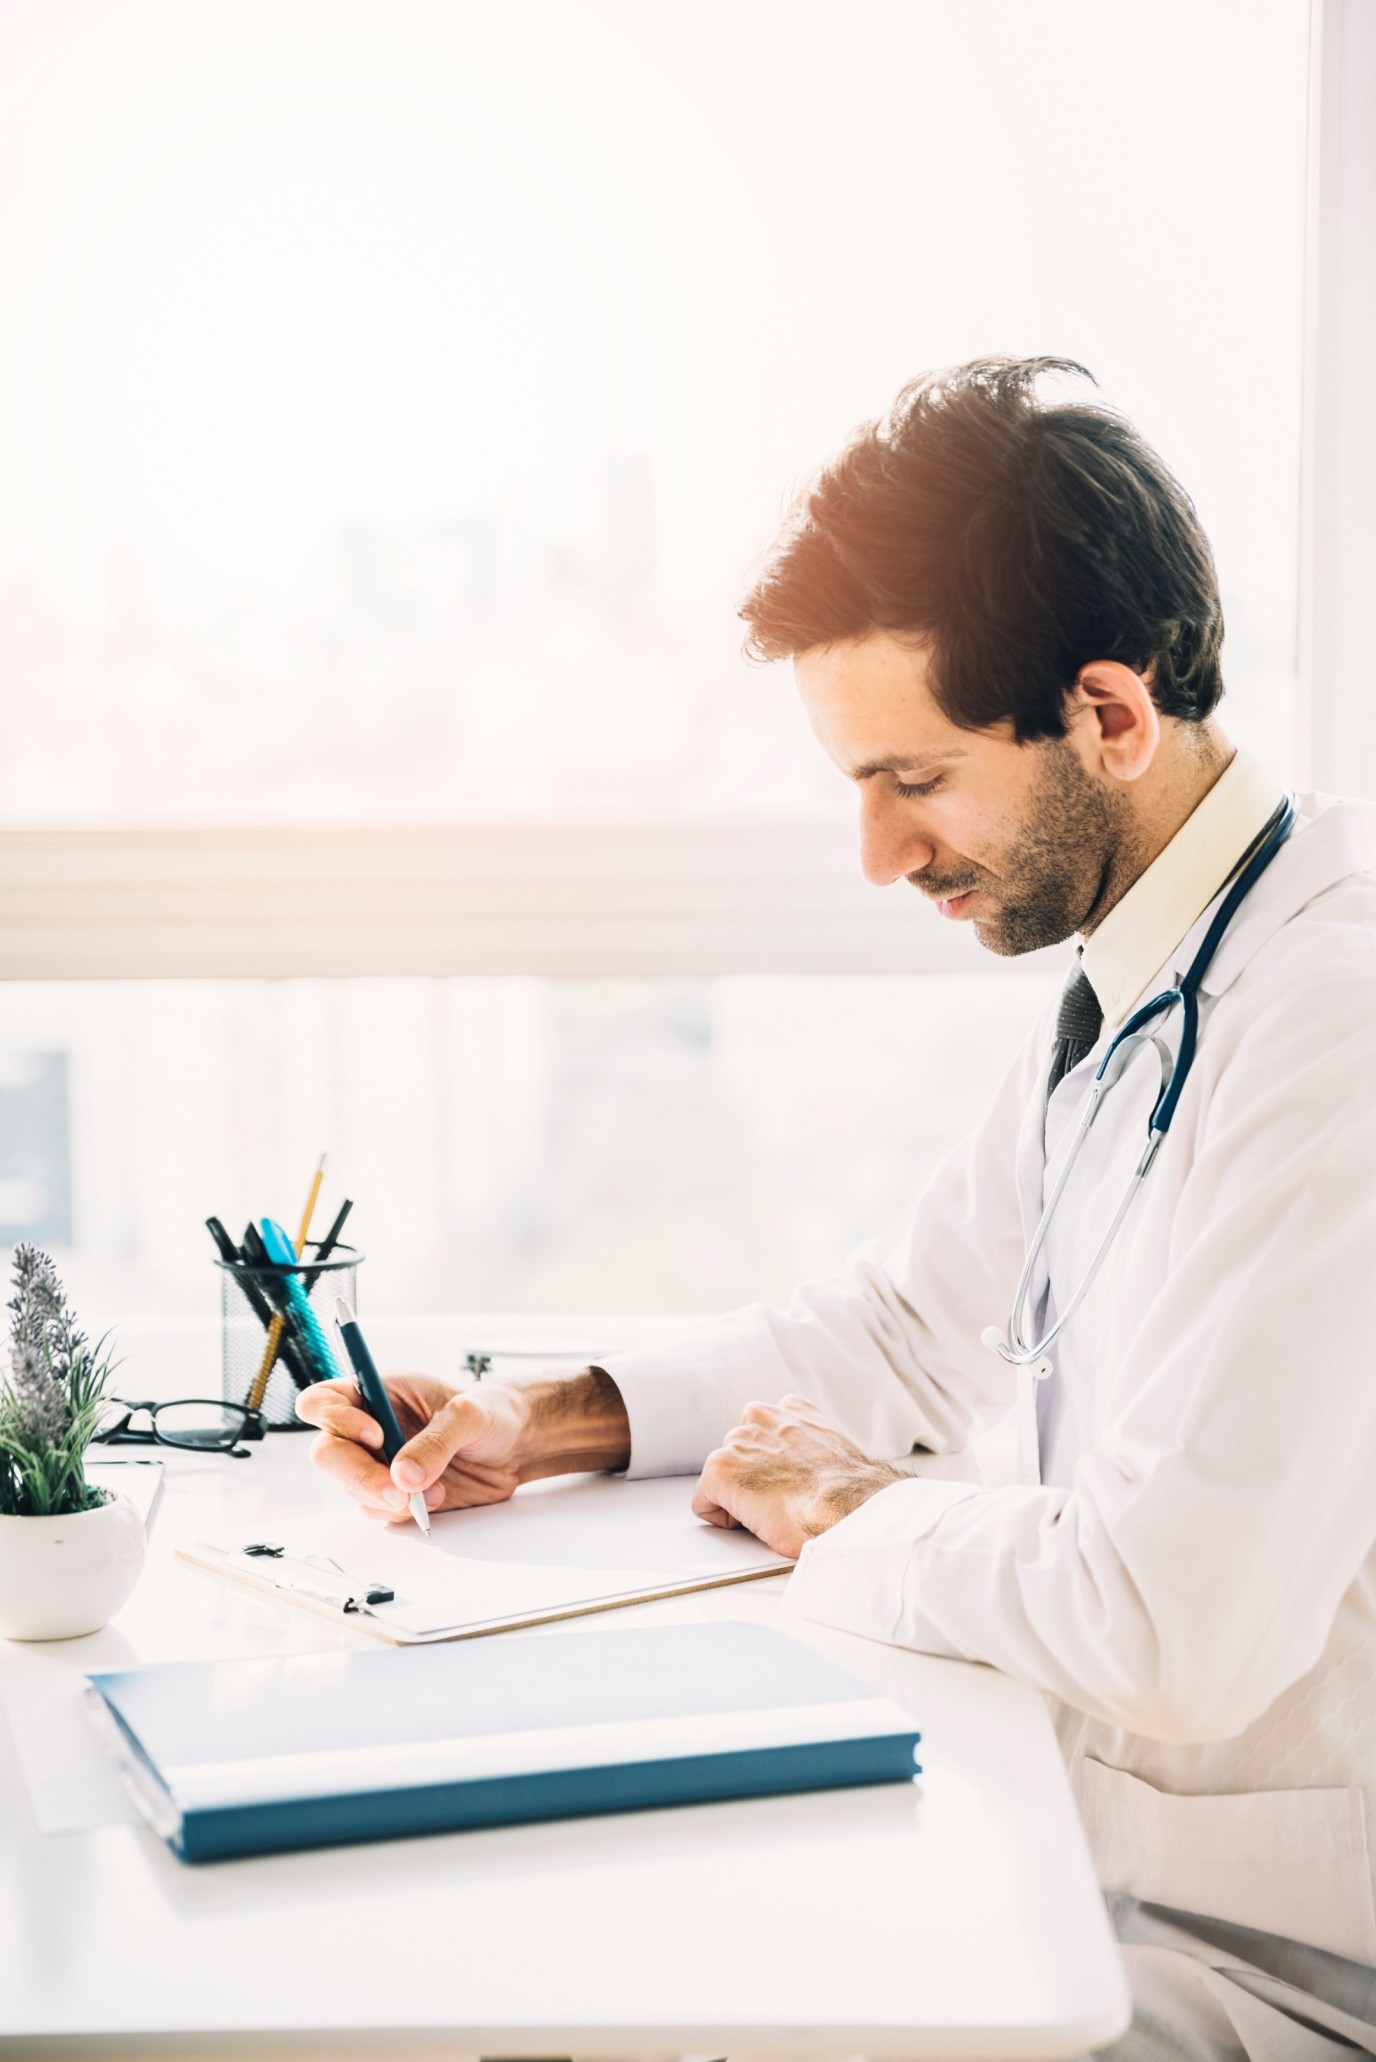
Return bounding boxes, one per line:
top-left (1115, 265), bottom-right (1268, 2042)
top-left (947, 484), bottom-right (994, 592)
top-left (0, 974), bottom-right (1062, 1343)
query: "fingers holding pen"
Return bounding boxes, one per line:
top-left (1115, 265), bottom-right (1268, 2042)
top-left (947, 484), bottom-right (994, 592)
top-left (305, 1422), bottom-right (445, 1522)
top-left (306, 1421), bottom-right (391, 1506)
top-left (295, 1377), bottom-right (383, 1449)
top-left (390, 1392), bottom-right (482, 1489)
top-left (392, 1386), bottom-right (529, 1490)
top-left (304, 1370), bottom-right (530, 1517)
top-left (298, 1379), bottom-right (413, 1520)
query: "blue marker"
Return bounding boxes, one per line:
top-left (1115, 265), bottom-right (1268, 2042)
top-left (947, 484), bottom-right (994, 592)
top-left (257, 1218), bottom-right (341, 1387)
top-left (333, 1296), bottom-right (431, 1536)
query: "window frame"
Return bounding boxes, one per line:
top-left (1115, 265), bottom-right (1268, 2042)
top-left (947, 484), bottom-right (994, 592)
top-left (0, 818), bottom-right (1067, 979)
top-left (1297, 0), bottom-right (1376, 802)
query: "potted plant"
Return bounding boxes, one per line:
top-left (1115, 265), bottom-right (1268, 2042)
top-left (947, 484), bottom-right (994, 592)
top-left (0, 1244), bottom-right (144, 1640)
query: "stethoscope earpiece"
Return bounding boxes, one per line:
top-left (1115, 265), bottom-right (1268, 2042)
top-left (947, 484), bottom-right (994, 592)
top-left (980, 1325), bottom-right (1006, 1355)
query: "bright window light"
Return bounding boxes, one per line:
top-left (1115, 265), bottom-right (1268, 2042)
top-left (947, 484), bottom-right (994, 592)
top-left (0, 972), bottom-right (1061, 1326)
top-left (0, 0), bottom-right (1308, 824)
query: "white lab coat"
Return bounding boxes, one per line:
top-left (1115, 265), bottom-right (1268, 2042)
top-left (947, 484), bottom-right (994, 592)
top-left (605, 793), bottom-right (1376, 1970)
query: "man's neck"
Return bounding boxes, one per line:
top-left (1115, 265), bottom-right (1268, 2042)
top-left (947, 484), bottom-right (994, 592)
top-left (1083, 723), bottom-right (1234, 938)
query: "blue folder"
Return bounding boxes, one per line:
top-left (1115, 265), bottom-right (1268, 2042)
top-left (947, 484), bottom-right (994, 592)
top-left (86, 1620), bottom-right (921, 1863)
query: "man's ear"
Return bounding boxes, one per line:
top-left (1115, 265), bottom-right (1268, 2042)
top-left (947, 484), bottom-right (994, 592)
top-left (1069, 661), bottom-right (1160, 782)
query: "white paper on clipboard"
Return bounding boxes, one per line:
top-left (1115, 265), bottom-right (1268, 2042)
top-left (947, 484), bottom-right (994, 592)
top-left (176, 1471), bottom-right (790, 1642)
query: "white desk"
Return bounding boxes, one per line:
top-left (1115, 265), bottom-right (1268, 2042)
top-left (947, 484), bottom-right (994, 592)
top-left (0, 1318), bottom-right (1130, 2059)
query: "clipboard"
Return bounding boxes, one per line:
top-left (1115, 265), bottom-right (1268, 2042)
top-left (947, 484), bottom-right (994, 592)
top-left (87, 1459), bottom-right (165, 1531)
top-left (176, 1471), bottom-right (791, 1643)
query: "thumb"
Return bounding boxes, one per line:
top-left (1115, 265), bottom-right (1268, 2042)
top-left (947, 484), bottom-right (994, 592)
top-left (391, 1388), bottom-right (508, 1488)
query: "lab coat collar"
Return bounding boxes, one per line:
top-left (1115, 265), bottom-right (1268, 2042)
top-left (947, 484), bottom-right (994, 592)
top-left (1159, 794), bottom-right (1376, 1003)
top-left (1080, 748), bottom-right (1283, 1028)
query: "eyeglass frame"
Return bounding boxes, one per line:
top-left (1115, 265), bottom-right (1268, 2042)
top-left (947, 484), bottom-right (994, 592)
top-left (94, 1398), bottom-right (267, 1456)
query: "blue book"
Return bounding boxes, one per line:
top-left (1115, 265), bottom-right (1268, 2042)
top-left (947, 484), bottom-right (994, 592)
top-left (85, 1621), bottom-right (921, 1863)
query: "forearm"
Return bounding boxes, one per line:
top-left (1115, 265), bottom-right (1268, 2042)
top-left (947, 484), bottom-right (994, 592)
top-left (603, 1243), bottom-right (1016, 1482)
top-left (514, 1366), bottom-right (631, 1480)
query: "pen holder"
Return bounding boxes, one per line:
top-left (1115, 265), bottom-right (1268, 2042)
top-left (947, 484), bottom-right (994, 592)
top-left (216, 1244), bottom-right (364, 1429)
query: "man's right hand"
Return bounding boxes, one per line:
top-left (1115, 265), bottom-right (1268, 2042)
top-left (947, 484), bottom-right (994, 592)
top-left (296, 1367), bottom-right (631, 1524)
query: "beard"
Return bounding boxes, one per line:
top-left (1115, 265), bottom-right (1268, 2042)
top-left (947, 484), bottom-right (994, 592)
top-left (915, 739), bottom-right (1138, 957)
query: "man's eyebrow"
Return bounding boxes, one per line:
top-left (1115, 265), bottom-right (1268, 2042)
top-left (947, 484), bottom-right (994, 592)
top-left (847, 751), bottom-right (966, 782)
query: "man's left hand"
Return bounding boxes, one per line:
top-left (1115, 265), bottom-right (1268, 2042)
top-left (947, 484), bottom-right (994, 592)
top-left (691, 1395), bottom-right (902, 1559)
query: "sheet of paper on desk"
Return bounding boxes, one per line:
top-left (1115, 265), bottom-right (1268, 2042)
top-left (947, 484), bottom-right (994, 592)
top-left (178, 1471), bottom-right (791, 1642)
top-left (3, 1673), bottom-right (143, 1833)
top-left (86, 1459), bottom-right (165, 1530)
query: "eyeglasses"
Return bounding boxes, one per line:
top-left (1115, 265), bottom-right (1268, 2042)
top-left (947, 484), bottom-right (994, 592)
top-left (94, 1398), bottom-right (267, 1455)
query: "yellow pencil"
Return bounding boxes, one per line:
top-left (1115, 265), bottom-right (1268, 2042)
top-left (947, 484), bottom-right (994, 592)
top-left (246, 1155), bottom-right (327, 1411)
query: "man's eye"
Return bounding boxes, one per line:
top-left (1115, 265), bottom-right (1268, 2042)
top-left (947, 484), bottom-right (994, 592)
top-left (894, 775), bottom-right (943, 799)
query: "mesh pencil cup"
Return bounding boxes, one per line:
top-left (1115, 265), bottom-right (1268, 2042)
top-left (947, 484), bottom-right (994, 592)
top-left (216, 1243), bottom-right (363, 1429)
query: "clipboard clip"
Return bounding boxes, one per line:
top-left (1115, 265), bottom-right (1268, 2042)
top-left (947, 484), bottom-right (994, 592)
top-left (236, 1541), bottom-right (395, 1609)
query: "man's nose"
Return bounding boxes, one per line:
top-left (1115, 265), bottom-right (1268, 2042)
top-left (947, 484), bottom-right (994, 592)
top-left (858, 790), bottom-right (937, 887)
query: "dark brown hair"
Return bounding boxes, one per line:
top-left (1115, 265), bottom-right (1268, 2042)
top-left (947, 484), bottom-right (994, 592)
top-left (740, 356), bottom-right (1225, 741)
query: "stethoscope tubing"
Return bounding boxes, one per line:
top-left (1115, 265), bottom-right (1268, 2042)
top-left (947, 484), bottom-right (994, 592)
top-left (993, 794), bottom-right (1298, 1372)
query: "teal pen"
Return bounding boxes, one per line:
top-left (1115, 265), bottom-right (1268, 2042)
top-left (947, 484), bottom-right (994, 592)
top-left (333, 1297), bottom-right (431, 1536)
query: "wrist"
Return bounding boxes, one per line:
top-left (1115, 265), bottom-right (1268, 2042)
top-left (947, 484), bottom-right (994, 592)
top-left (816, 1459), bottom-right (903, 1532)
top-left (512, 1366), bottom-right (631, 1481)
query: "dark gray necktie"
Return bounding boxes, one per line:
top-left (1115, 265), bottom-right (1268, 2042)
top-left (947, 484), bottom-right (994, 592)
top-left (1047, 963), bottom-right (1103, 1099)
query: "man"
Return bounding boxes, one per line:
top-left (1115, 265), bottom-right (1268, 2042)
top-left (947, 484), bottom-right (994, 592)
top-left (301, 359), bottom-right (1376, 2058)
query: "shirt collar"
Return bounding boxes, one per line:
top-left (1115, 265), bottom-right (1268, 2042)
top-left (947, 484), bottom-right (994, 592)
top-left (1079, 746), bottom-right (1285, 1027)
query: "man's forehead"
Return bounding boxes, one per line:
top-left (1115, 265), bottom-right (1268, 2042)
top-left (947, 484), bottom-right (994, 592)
top-left (792, 643), bottom-right (973, 775)
top-left (795, 632), bottom-right (934, 695)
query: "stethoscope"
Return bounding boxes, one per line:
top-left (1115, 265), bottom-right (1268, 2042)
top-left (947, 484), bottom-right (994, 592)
top-left (982, 794), bottom-right (1297, 1380)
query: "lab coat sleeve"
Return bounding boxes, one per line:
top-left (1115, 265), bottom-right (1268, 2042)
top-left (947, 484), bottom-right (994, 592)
top-left (786, 949), bottom-right (1376, 1744)
top-left (599, 1015), bottom-right (1044, 1479)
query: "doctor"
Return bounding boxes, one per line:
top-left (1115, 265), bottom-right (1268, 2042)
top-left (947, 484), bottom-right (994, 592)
top-left (302, 358), bottom-right (1376, 2059)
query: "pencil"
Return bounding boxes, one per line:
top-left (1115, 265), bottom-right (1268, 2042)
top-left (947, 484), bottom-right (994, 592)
top-left (246, 1155), bottom-right (327, 1411)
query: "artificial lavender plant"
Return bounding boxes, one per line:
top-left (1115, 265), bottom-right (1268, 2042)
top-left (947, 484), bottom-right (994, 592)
top-left (0, 1244), bottom-right (116, 1517)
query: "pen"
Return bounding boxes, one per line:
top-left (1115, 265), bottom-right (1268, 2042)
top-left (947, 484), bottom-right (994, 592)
top-left (247, 1156), bottom-right (327, 1411)
top-left (257, 1218), bottom-right (342, 1385)
top-left (233, 1223), bottom-right (315, 1390)
top-left (333, 1296), bottom-right (431, 1536)
top-left (301, 1197), bottom-right (354, 1293)
top-left (206, 1217), bottom-right (313, 1390)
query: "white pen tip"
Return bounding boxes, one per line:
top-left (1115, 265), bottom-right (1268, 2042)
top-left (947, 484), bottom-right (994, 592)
top-left (334, 1295), bottom-right (356, 1328)
top-left (410, 1492), bottom-right (432, 1535)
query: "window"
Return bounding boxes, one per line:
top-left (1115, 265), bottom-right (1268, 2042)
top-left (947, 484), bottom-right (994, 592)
top-left (3, 974), bottom-right (1059, 1332)
top-left (2, 0), bottom-right (1309, 839)
top-left (0, 1), bottom-right (1325, 1332)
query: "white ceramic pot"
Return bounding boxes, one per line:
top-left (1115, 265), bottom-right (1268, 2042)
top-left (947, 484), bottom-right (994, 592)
top-left (0, 1492), bottom-right (146, 1641)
